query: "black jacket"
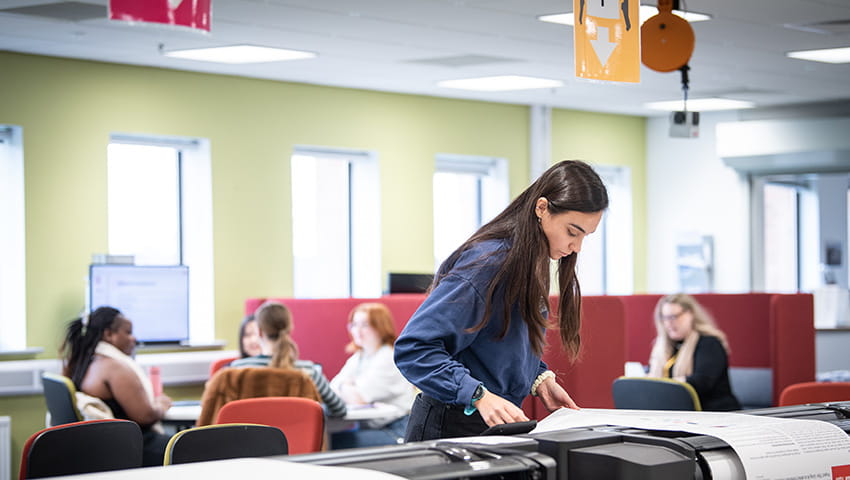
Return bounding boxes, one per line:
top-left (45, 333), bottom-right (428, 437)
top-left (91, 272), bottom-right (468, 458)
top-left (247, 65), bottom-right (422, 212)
top-left (675, 335), bottom-right (741, 411)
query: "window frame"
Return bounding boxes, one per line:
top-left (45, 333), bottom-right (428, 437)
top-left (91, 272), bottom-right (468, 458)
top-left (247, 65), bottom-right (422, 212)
top-left (432, 154), bottom-right (509, 269)
top-left (107, 133), bottom-right (214, 345)
top-left (290, 145), bottom-right (381, 299)
top-left (0, 125), bottom-right (26, 351)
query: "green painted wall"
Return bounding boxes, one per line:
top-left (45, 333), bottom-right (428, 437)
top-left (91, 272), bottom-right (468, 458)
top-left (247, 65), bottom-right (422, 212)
top-left (0, 51), bottom-right (645, 476)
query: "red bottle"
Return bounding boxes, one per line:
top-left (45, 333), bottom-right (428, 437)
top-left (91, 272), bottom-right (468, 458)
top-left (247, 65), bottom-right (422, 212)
top-left (149, 366), bottom-right (163, 397)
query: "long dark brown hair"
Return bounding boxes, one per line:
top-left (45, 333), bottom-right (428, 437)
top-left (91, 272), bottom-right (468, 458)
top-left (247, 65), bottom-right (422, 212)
top-left (60, 306), bottom-right (124, 388)
top-left (238, 314), bottom-right (256, 358)
top-left (433, 160), bottom-right (608, 359)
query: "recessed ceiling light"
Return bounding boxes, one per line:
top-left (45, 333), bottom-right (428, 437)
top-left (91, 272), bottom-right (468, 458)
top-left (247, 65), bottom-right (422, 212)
top-left (786, 46), bottom-right (850, 64)
top-left (644, 98), bottom-right (756, 111)
top-left (539, 6), bottom-right (711, 27)
top-left (163, 45), bottom-right (316, 64)
top-left (437, 75), bottom-right (563, 92)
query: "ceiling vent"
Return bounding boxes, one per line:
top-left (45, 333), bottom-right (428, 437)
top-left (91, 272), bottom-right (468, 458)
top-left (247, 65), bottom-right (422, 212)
top-left (406, 54), bottom-right (521, 68)
top-left (0, 2), bottom-right (107, 22)
top-left (784, 19), bottom-right (850, 35)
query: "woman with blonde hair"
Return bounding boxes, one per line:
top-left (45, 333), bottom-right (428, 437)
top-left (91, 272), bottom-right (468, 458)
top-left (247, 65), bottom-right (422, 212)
top-left (648, 293), bottom-right (740, 411)
top-left (230, 301), bottom-right (346, 417)
top-left (330, 303), bottom-right (415, 448)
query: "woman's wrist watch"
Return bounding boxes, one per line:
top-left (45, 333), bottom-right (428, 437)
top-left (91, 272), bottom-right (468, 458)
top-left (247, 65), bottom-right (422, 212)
top-left (464, 383), bottom-right (486, 416)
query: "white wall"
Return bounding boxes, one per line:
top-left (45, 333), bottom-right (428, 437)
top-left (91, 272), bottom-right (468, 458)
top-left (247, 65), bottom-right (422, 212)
top-left (646, 112), bottom-right (751, 293)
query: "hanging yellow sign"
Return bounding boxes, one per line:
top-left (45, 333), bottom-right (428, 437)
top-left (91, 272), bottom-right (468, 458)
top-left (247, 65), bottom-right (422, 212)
top-left (574, 0), bottom-right (640, 82)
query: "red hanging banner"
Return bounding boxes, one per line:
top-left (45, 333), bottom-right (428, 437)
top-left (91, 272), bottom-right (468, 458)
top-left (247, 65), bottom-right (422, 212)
top-left (109, 0), bottom-right (211, 32)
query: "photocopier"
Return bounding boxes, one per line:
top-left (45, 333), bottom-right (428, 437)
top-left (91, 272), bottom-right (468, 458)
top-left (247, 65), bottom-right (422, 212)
top-left (285, 402), bottom-right (850, 480)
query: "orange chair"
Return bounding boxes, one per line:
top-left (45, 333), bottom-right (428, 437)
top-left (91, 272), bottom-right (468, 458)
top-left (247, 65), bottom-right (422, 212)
top-left (208, 356), bottom-right (239, 377)
top-left (778, 381), bottom-right (850, 406)
top-left (20, 419), bottom-right (142, 479)
top-left (216, 397), bottom-right (325, 454)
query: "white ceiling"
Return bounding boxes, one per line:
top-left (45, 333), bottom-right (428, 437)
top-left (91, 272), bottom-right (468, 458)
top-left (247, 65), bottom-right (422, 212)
top-left (2, 0), bottom-right (850, 117)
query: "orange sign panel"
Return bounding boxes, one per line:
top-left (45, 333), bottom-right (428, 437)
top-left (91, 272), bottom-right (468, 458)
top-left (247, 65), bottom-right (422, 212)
top-left (573, 0), bottom-right (640, 83)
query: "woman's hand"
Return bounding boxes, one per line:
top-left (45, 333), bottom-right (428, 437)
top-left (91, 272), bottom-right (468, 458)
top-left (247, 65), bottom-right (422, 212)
top-left (339, 379), bottom-right (367, 405)
top-left (475, 391), bottom-right (529, 426)
top-left (536, 376), bottom-right (579, 412)
top-left (155, 394), bottom-right (173, 419)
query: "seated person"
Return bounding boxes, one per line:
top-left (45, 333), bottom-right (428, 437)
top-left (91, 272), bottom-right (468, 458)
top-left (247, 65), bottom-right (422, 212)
top-left (648, 294), bottom-right (741, 411)
top-left (230, 301), bottom-right (346, 418)
top-left (330, 303), bottom-right (416, 449)
top-left (238, 313), bottom-right (262, 358)
top-left (60, 306), bottom-right (173, 466)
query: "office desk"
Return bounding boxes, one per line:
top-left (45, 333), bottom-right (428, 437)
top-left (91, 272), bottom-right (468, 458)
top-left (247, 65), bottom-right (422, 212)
top-left (164, 401), bottom-right (405, 432)
top-left (46, 457), bottom-right (405, 479)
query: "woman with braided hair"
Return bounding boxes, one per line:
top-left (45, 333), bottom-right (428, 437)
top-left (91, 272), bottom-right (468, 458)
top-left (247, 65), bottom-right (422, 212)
top-left (60, 306), bottom-right (172, 466)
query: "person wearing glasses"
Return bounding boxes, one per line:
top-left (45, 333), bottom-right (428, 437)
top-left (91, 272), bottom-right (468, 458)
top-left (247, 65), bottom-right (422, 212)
top-left (395, 160), bottom-right (609, 440)
top-left (330, 303), bottom-right (416, 449)
top-left (648, 293), bottom-right (741, 411)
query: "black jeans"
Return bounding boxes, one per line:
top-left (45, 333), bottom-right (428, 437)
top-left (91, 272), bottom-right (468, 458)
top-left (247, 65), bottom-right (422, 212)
top-left (404, 393), bottom-right (487, 442)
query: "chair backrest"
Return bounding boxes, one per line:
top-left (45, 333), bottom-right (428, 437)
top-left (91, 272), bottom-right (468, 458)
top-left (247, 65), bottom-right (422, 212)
top-left (164, 423), bottom-right (288, 465)
top-left (208, 356), bottom-right (239, 377)
top-left (41, 373), bottom-right (83, 426)
top-left (778, 381), bottom-right (850, 406)
top-left (197, 367), bottom-right (322, 426)
top-left (19, 419), bottom-right (143, 479)
top-left (612, 376), bottom-right (702, 411)
top-left (216, 397), bottom-right (325, 454)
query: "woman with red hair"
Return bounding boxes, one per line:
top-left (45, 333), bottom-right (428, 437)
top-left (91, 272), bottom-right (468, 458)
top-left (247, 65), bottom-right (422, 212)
top-left (330, 302), bottom-right (415, 449)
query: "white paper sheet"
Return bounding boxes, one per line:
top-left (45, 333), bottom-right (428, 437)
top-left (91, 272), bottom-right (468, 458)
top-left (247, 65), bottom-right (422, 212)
top-left (532, 408), bottom-right (850, 480)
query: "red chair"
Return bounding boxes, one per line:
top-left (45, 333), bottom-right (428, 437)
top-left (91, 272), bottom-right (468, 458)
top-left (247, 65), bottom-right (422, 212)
top-left (778, 381), bottom-right (850, 406)
top-left (20, 419), bottom-right (142, 479)
top-left (208, 356), bottom-right (239, 377)
top-left (216, 397), bottom-right (325, 454)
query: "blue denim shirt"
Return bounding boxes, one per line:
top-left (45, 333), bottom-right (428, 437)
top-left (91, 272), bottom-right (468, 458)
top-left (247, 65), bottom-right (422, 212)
top-left (394, 239), bottom-right (548, 408)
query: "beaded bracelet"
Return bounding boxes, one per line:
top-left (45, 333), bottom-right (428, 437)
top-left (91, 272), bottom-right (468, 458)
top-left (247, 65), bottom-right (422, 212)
top-left (531, 370), bottom-right (556, 396)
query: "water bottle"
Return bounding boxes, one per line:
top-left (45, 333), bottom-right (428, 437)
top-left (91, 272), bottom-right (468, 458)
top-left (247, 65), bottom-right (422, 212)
top-left (149, 366), bottom-right (163, 397)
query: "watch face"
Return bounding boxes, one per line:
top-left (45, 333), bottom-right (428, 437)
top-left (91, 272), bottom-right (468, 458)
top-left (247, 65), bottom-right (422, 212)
top-left (473, 384), bottom-right (484, 400)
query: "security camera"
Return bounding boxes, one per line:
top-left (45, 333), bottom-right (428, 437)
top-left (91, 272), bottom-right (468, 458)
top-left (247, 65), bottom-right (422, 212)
top-left (669, 111), bottom-right (700, 138)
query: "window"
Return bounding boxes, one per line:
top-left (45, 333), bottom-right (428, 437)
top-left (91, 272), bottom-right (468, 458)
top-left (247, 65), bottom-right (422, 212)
top-left (107, 134), bottom-right (214, 344)
top-left (753, 174), bottom-right (822, 293)
top-left (576, 165), bottom-right (633, 295)
top-left (763, 182), bottom-right (800, 293)
top-left (433, 154), bottom-right (508, 268)
top-left (291, 147), bottom-right (380, 298)
top-left (0, 125), bottom-right (26, 351)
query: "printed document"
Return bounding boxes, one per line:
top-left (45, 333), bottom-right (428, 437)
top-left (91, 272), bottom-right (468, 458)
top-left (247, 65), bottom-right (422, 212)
top-left (532, 408), bottom-right (850, 480)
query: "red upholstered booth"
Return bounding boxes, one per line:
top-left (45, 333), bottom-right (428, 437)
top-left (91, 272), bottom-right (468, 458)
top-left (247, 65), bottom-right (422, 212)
top-left (615, 293), bottom-right (815, 407)
top-left (524, 295), bottom-right (626, 420)
top-left (246, 294), bottom-right (626, 415)
top-left (245, 294), bottom-right (425, 379)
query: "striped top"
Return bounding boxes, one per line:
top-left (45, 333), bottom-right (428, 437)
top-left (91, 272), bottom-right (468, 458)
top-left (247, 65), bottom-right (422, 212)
top-left (229, 356), bottom-right (347, 418)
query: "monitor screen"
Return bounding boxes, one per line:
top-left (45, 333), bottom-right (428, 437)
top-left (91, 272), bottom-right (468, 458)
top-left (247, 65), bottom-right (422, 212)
top-left (89, 264), bottom-right (189, 345)
top-left (387, 272), bottom-right (433, 294)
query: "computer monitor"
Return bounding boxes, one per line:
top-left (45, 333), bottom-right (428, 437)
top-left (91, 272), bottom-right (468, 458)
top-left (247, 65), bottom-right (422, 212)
top-left (88, 264), bottom-right (189, 345)
top-left (387, 272), bottom-right (433, 294)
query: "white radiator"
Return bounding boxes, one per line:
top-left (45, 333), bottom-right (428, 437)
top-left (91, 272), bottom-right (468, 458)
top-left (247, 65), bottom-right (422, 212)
top-left (0, 416), bottom-right (10, 480)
